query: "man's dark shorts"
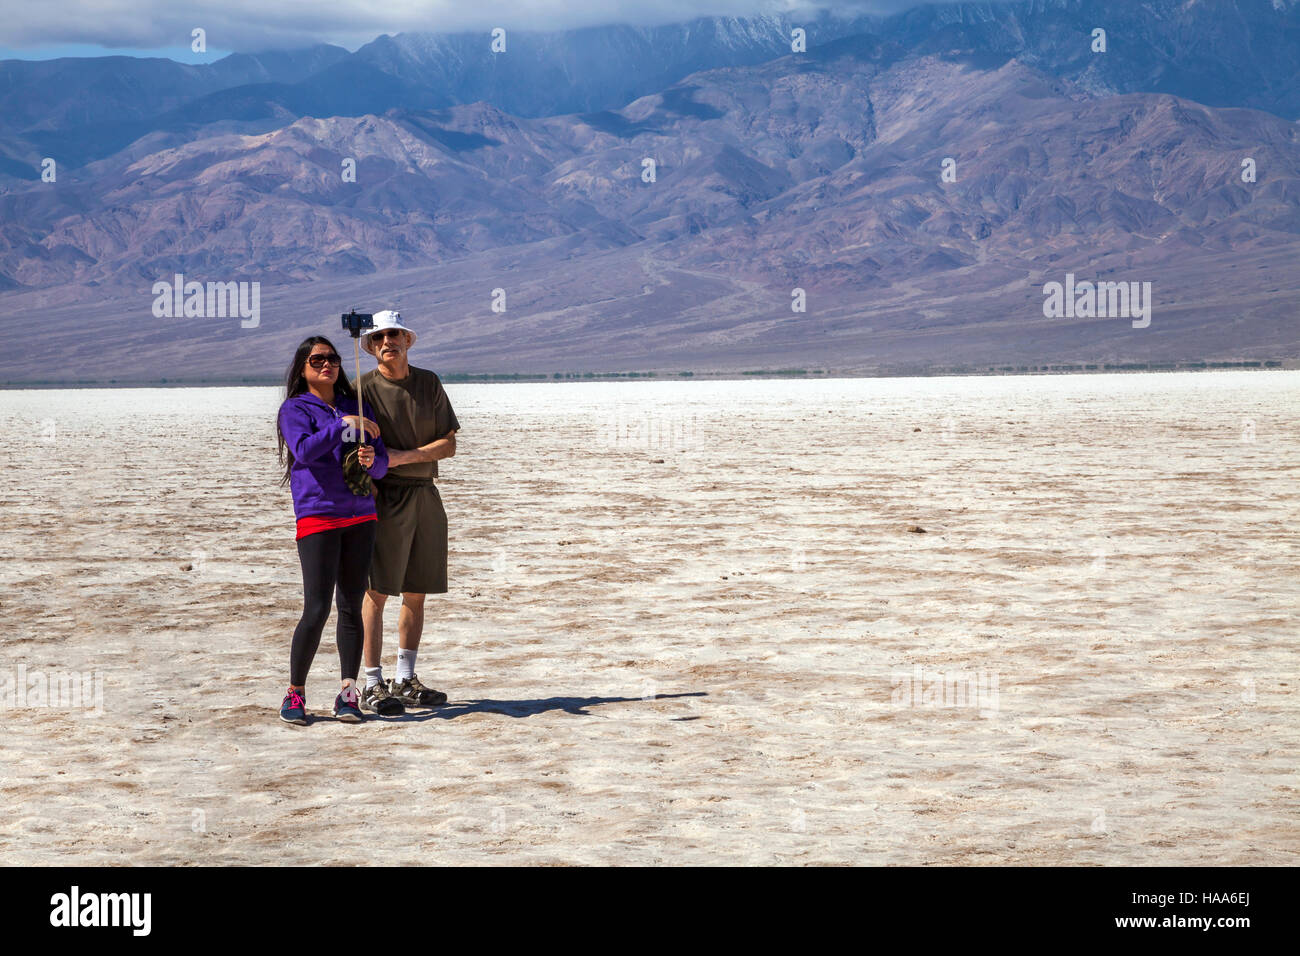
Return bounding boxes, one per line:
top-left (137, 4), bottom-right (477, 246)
top-left (370, 477), bottom-right (448, 596)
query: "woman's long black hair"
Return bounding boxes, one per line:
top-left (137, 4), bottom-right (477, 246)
top-left (277, 335), bottom-right (357, 488)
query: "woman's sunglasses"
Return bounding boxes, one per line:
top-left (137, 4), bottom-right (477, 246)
top-left (306, 353), bottom-right (342, 369)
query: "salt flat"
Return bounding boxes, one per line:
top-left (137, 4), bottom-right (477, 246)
top-left (0, 372), bottom-right (1296, 865)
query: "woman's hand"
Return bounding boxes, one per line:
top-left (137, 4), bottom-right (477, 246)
top-left (341, 415), bottom-right (380, 440)
top-left (357, 445), bottom-right (376, 469)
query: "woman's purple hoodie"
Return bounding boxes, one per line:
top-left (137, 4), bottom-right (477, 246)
top-left (278, 392), bottom-right (389, 520)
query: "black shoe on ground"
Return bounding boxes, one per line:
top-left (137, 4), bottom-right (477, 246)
top-left (361, 680), bottom-right (406, 716)
top-left (391, 675), bottom-right (448, 707)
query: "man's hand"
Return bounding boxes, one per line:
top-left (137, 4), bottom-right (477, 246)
top-left (421, 428), bottom-right (457, 462)
top-left (387, 429), bottom-right (458, 468)
top-left (440, 429), bottom-right (458, 459)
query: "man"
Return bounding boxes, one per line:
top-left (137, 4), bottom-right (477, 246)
top-left (355, 310), bottom-right (461, 716)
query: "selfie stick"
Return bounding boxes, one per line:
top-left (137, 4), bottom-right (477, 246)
top-left (340, 310), bottom-right (374, 444)
top-left (354, 335), bottom-right (365, 441)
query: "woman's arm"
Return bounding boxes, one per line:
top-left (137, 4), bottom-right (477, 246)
top-left (278, 401), bottom-right (343, 464)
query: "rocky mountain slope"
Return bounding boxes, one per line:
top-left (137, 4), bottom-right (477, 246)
top-left (1, 2), bottom-right (1298, 380)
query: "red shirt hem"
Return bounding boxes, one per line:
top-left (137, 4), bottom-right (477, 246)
top-left (295, 513), bottom-right (377, 540)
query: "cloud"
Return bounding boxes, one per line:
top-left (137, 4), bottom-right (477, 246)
top-left (0, 0), bottom-right (954, 54)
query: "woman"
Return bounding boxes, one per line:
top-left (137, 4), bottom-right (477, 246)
top-left (276, 336), bottom-right (388, 724)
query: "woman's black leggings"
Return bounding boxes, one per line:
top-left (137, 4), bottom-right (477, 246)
top-left (290, 521), bottom-right (377, 687)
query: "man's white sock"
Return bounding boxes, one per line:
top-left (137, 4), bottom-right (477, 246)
top-left (396, 648), bottom-right (417, 682)
top-left (364, 666), bottom-right (384, 689)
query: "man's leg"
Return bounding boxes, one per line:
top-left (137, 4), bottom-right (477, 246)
top-left (362, 589), bottom-right (387, 670)
top-left (358, 588), bottom-right (404, 715)
top-left (392, 592), bottom-right (446, 705)
top-left (395, 592), bottom-right (425, 682)
top-left (389, 485), bottom-right (448, 706)
top-left (398, 592), bottom-right (425, 652)
top-left (365, 482), bottom-right (412, 685)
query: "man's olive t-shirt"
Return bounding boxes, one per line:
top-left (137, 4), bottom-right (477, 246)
top-left (359, 366), bottom-right (460, 481)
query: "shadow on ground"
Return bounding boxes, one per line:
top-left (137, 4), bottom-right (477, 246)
top-left (377, 691), bottom-right (707, 722)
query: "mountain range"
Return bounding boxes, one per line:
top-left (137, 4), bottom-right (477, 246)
top-left (1, 0), bottom-right (1298, 382)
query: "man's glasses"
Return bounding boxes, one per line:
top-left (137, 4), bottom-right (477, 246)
top-left (307, 353), bottom-right (342, 369)
top-left (370, 329), bottom-right (405, 342)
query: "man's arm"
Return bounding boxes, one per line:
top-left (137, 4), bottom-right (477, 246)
top-left (386, 429), bottom-right (457, 468)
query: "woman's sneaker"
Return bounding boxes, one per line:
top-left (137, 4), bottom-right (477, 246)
top-left (332, 684), bottom-right (363, 722)
top-left (392, 674), bottom-right (448, 707)
top-left (361, 680), bottom-right (405, 716)
top-left (280, 688), bottom-right (308, 725)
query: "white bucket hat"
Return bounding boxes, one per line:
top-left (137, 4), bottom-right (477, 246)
top-left (363, 310), bottom-right (417, 356)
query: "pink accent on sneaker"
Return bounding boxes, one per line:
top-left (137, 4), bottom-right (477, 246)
top-left (340, 684), bottom-right (358, 706)
top-left (286, 689), bottom-right (305, 709)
